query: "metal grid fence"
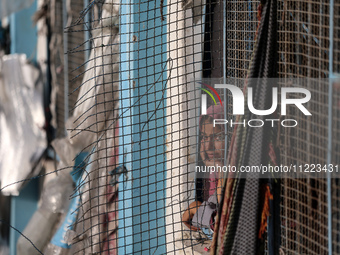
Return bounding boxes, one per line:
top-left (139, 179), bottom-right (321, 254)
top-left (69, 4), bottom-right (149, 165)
top-left (333, 2), bottom-right (340, 252)
top-left (47, 0), bottom-right (340, 254)
top-left (277, 1), bottom-right (331, 254)
top-left (50, 0), bottom-right (84, 137)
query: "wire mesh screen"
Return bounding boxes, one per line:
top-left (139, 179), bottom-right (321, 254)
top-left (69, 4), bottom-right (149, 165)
top-left (277, 1), bottom-right (331, 254)
top-left (332, 2), bottom-right (340, 252)
top-left (66, 0), bottom-right (86, 117)
top-left (59, 0), bottom-right (120, 253)
top-left (38, 0), bottom-right (340, 254)
top-left (50, 0), bottom-right (65, 137)
top-left (50, 0), bottom-right (84, 137)
top-left (226, 0), bottom-right (259, 79)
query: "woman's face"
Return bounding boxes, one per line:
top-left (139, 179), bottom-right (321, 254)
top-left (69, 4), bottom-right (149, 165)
top-left (200, 119), bottom-right (225, 166)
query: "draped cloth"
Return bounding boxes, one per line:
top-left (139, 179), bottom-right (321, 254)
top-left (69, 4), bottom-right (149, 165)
top-left (210, 0), bottom-right (280, 254)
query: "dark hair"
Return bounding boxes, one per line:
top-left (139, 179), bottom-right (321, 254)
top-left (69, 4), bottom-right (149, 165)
top-left (199, 115), bottom-right (214, 130)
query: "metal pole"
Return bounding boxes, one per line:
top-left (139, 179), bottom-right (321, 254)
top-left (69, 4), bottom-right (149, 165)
top-left (223, 0), bottom-right (228, 164)
top-left (327, 0), bottom-right (334, 253)
top-left (63, 0), bottom-right (69, 134)
top-left (84, 0), bottom-right (90, 62)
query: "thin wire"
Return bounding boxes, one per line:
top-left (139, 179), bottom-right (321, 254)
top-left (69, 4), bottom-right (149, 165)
top-left (0, 219), bottom-right (44, 255)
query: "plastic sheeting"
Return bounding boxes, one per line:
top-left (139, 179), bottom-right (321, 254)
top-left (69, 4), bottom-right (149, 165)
top-left (65, 2), bottom-right (119, 153)
top-left (0, 54), bottom-right (46, 196)
top-left (46, 0), bottom-right (120, 252)
top-left (0, 0), bottom-right (35, 19)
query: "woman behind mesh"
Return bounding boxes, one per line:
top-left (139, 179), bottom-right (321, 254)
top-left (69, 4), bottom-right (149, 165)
top-left (182, 104), bottom-right (224, 238)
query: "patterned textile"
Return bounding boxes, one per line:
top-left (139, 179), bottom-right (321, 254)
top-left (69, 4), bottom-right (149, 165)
top-left (210, 0), bottom-right (279, 254)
